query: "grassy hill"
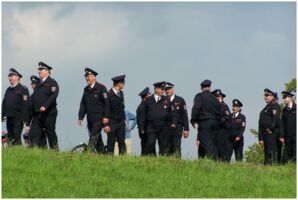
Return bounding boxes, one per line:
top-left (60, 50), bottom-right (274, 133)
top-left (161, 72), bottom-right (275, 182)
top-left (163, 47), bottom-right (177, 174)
top-left (2, 147), bottom-right (296, 198)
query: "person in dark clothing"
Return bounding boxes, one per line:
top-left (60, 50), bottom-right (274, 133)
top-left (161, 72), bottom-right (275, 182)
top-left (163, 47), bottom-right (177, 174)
top-left (26, 75), bottom-right (48, 148)
top-left (190, 79), bottom-right (221, 160)
top-left (280, 91), bottom-right (296, 163)
top-left (29, 62), bottom-right (59, 150)
top-left (229, 99), bottom-right (246, 162)
top-left (273, 93), bottom-right (283, 163)
top-left (2, 68), bottom-right (30, 145)
top-left (78, 68), bottom-right (110, 153)
top-left (212, 89), bottom-right (231, 162)
top-left (258, 88), bottom-right (280, 165)
top-left (136, 87), bottom-right (152, 155)
top-left (140, 81), bottom-right (177, 156)
top-left (103, 75), bottom-right (126, 155)
top-left (165, 82), bottom-right (189, 158)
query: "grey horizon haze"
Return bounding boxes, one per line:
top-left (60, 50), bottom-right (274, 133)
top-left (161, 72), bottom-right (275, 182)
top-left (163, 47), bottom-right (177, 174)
top-left (1, 2), bottom-right (296, 159)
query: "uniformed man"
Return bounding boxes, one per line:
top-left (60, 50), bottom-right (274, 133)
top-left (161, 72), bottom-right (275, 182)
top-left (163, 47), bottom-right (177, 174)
top-left (2, 68), bottom-right (30, 145)
top-left (280, 91), bottom-right (296, 163)
top-left (258, 88), bottom-right (280, 165)
top-left (165, 82), bottom-right (189, 157)
top-left (136, 87), bottom-right (151, 155)
top-left (26, 75), bottom-right (48, 148)
top-left (140, 81), bottom-right (176, 156)
top-left (78, 68), bottom-right (110, 153)
top-left (273, 92), bottom-right (282, 163)
top-left (29, 62), bottom-right (59, 150)
top-left (229, 99), bottom-right (246, 162)
top-left (103, 75), bottom-right (126, 155)
top-left (211, 89), bottom-right (231, 162)
top-left (190, 79), bottom-right (221, 160)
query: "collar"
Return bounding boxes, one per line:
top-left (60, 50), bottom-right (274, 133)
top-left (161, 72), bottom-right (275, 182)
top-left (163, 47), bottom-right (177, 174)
top-left (89, 82), bottom-right (96, 89)
top-left (233, 112), bottom-right (239, 118)
top-left (170, 94), bottom-right (175, 102)
top-left (154, 94), bottom-right (161, 102)
top-left (42, 76), bottom-right (49, 82)
top-left (112, 87), bottom-right (119, 95)
top-left (288, 102), bottom-right (293, 109)
top-left (10, 82), bottom-right (20, 88)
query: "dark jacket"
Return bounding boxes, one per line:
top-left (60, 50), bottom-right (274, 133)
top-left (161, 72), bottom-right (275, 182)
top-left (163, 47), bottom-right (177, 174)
top-left (230, 112), bottom-right (246, 138)
top-left (2, 82), bottom-right (30, 123)
top-left (258, 100), bottom-right (280, 141)
top-left (280, 103), bottom-right (296, 139)
top-left (78, 82), bottom-right (110, 121)
top-left (171, 95), bottom-right (189, 131)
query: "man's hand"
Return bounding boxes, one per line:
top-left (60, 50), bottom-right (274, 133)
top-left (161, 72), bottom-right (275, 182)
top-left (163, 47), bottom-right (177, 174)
top-left (25, 126), bottom-right (30, 134)
top-left (170, 124), bottom-right (176, 128)
top-left (141, 129), bottom-right (144, 134)
top-left (196, 139), bottom-right (200, 147)
top-left (78, 120), bottom-right (83, 126)
top-left (279, 137), bottom-right (285, 143)
top-left (192, 123), bottom-right (198, 129)
top-left (102, 118), bottom-right (109, 125)
top-left (103, 126), bottom-right (111, 134)
top-left (235, 136), bottom-right (241, 142)
top-left (259, 140), bottom-right (264, 145)
top-left (183, 131), bottom-right (189, 138)
top-left (40, 106), bottom-right (46, 112)
top-left (2, 116), bottom-right (6, 122)
top-left (266, 128), bottom-right (272, 134)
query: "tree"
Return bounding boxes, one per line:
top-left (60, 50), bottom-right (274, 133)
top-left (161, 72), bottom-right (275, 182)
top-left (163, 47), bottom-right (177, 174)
top-left (245, 78), bottom-right (296, 164)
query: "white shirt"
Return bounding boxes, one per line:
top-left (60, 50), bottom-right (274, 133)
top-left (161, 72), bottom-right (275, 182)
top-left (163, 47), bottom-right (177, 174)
top-left (112, 87), bottom-right (120, 96)
top-left (42, 76), bottom-right (49, 83)
top-left (233, 112), bottom-right (239, 118)
top-left (288, 102), bottom-right (293, 109)
top-left (89, 82), bottom-right (96, 89)
top-left (170, 94), bottom-right (175, 102)
top-left (154, 94), bottom-right (161, 102)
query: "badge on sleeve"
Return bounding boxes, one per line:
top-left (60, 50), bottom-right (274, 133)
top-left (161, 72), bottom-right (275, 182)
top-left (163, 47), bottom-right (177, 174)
top-left (184, 105), bottom-right (187, 110)
top-left (23, 95), bottom-right (28, 101)
top-left (242, 122), bottom-right (246, 127)
top-left (51, 87), bottom-right (56, 92)
top-left (103, 93), bottom-right (108, 99)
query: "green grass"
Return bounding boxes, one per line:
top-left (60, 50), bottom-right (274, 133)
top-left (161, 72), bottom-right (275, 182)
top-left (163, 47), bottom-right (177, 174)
top-left (2, 147), bottom-right (296, 198)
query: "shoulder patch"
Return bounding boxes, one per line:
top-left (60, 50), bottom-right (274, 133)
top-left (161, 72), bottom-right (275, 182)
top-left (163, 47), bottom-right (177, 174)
top-left (23, 95), bottom-right (28, 101)
top-left (103, 93), bottom-right (108, 99)
top-left (242, 122), bottom-right (246, 127)
top-left (272, 110), bottom-right (277, 115)
top-left (51, 86), bottom-right (57, 92)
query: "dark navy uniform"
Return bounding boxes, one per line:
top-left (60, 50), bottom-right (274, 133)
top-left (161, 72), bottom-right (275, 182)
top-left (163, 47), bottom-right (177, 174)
top-left (28, 75), bottom-right (47, 148)
top-left (190, 80), bottom-right (221, 160)
top-left (30, 62), bottom-right (59, 150)
top-left (136, 87), bottom-right (151, 155)
top-left (2, 68), bottom-right (30, 145)
top-left (79, 69), bottom-right (110, 153)
top-left (280, 91), bottom-right (296, 163)
top-left (258, 89), bottom-right (280, 165)
top-left (140, 82), bottom-right (177, 156)
top-left (106, 75), bottom-right (126, 154)
top-left (166, 84), bottom-right (189, 157)
top-left (212, 89), bottom-right (231, 162)
top-left (230, 112), bottom-right (246, 161)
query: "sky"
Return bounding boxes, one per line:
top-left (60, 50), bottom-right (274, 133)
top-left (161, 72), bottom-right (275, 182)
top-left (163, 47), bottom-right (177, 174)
top-left (1, 2), bottom-right (296, 159)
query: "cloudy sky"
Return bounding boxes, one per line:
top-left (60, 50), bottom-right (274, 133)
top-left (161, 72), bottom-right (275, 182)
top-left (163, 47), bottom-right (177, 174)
top-left (2, 2), bottom-right (296, 159)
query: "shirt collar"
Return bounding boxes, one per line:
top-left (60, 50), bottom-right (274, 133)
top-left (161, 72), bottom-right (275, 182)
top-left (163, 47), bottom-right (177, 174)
top-left (154, 94), bottom-right (161, 102)
top-left (90, 82), bottom-right (96, 89)
top-left (42, 76), bottom-right (49, 82)
top-left (10, 82), bottom-right (20, 88)
top-left (234, 112), bottom-right (239, 118)
top-left (170, 94), bottom-right (175, 102)
top-left (288, 102), bottom-right (293, 109)
top-left (112, 87), bottom-right (119, 95)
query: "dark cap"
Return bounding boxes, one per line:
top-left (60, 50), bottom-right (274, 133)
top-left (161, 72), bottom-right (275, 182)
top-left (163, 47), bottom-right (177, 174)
top-left (8, 68), bottom-right (22, 78)
top-left (112, 75), bottom-right (126, 83)
top-left (84, 68), bottom-right (98, 77)
top-left (200, 79), bottom-right (212, 87)
top-left (153, 81), bottom-right (166, 89)
top-left (232, 99), bottom-right (243, 107)
top-left (282, 91), bottom-right (294, 98)
top-left (38, 62), bottom-right (52, 70)
top-left (30, 75), bottom-right (41, 84)
top-left (139, 87), bottom-right (150, 97)
top-left (212, 89), bottom-right (226, 98)
top-left (164, 81), bottom-right (174, 89)
top-left (264, 88), bottom-right (275, 96)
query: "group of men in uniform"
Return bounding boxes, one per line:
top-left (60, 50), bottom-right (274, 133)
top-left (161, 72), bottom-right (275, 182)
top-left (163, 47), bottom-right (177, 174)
top-left (258, 88), bottom-right (296, 165)
top-left (2, 62), bottom-right (59, 150)
top-left (2, 66), bottom-right (296, 164)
